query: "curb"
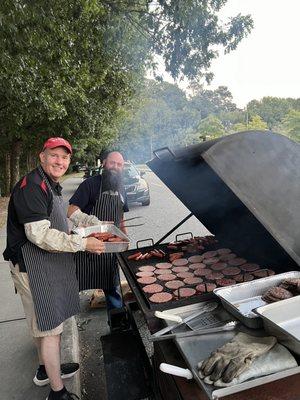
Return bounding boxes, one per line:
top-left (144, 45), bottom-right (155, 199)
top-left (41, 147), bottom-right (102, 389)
top-left (61, 316), bottom-right (81, 398)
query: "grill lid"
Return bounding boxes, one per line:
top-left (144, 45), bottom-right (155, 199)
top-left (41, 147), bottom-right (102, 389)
top-left (147, 131), bottom-right (300, 267)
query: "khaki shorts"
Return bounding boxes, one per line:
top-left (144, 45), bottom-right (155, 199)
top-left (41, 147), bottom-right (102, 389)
top-left (10, 262), bottom-right (63, 338)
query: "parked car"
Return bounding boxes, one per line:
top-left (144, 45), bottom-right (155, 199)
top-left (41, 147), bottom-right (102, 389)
top-left (83, 162), bottom-right (150, 206)
top-left (123, 162), bottom-right (150, 206)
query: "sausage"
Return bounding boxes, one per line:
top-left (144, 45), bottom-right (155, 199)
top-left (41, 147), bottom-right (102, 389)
top-left (128, 252), bottom-right (142, 260)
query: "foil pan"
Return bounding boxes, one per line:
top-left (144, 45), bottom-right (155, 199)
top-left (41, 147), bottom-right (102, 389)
top-left (213, 271), bottom-right (300, 328)
top-left (73, 224), bottom-right (130, 253)
top-left (255, 296), bottom-right (300, 355)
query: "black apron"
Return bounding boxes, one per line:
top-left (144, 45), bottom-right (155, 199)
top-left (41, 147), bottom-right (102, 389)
top-left (21, 168), bottom-right (80, 331)
top-left (75, 186), bottom-right (123, 291)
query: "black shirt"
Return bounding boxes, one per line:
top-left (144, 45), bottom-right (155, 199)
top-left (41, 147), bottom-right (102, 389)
top-left (69, 174), bottom-right (129, 214)
top-left (3, 167), bottom-right (62, 272)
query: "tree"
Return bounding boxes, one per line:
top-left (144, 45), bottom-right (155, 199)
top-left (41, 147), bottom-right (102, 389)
top-left (231, 114), bottom-right (268, 132)
top-left (281, 110), bottom-right (300, 142)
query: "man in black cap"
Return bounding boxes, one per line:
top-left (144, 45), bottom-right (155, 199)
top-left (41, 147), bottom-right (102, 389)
top-left (4, 137), bottom-right (105, 400)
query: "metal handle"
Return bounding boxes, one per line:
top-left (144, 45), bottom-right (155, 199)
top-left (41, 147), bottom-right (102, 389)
top-left (160, 363), bottom-right (193, 380)
top-left (154, 311), bottom-right (182, 323)
top-left (153, 147), bottom-right (175, 160)
top-left (175, 232), bottom-right (194, 242)
top-left (136, 238), bottom-right (154, 249)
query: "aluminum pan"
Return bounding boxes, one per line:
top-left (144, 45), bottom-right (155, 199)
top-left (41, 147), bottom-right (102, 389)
top-left (73, 224), bottom-right (129, 252)
top-left (214, 271), bottom-right (300, 328)
top-left (255, 296), bottom-right (300, 355)
top-left (164, 302), bottom-right (300, 400)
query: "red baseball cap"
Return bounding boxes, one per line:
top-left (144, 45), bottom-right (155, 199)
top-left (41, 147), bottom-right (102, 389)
top-left (42, 137), bottom-right (72, 154)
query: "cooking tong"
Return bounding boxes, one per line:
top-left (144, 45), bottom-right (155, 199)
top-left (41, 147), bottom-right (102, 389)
top-left (122, 216), bottom-right (145, 228)
top-left (151, 302), bottom-right (237, 341)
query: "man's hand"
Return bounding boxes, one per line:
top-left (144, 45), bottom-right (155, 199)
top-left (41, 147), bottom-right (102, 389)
top-left (85, 237), bottom-right (105, 254)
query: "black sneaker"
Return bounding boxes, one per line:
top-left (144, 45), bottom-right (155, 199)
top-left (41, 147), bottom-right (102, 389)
top-left (33, 363), bottom-right (79, 386)
top-left (46, 388), bottom-right (79, 400)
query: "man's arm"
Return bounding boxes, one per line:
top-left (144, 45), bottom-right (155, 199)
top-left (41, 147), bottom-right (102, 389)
top-left (67, 204), bottom-right (101, 227)
top-left (25, 219), bottom-right (105, 254)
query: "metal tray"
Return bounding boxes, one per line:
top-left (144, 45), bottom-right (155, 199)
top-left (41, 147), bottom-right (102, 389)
top-left (255, 296), bottom-right (300, 355)
top-left (73, 224), bottom-right (130, 253)
top-left (213, 271), bottom-right (300, 328)
top-left (163, 302), bottom-right (300, 400)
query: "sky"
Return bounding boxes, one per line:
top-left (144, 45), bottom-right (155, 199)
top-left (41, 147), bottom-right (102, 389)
top-left (158, 0), bottom-right (300, 108)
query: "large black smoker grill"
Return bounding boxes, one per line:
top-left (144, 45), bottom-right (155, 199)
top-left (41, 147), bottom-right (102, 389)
top-left (116, 131), bottom-right (300, 400)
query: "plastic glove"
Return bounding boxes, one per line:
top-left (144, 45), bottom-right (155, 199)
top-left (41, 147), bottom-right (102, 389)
top-left (200, 332), bottom-right (277, 383)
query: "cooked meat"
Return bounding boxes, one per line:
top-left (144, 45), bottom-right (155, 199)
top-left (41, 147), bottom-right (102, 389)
top-left (188, 255), bottom-right (204, 263)
top-left (157, 274), bottom-right (177, 281)
top-left (172, 266), bottom-right (190, 273)
top-left (206, 272), bottom-right (225, 281)
top-left (165, 280), bottom-right (185, 290)
top-left (219, 253), bottom-right (237, 262)
top-left (235, 273), bottom-right (254, 283)
top-left (149, 292), bottom-right (173, 303)
top-left (136, 271), bottom-right (154, 277)
top-left (211, 262), bottom-right (227, 271)
top-left (189, 263), bottom-right (206, 270)
top-left (222, 267), bottom-right (241, 276)
top-left (216, 278), bottom-right (236, 287)
top-left (183, 277), bottom-right (203, 285)
top-left (138, 265), bottom-right (156, 272)
top-left (137, 276), bottom-right (157, 285)
top-left (155, 262), bottom-right (172, 269)
top-left (202, 250), bottom-right (218, 259)
top-left (240, 263), bottom-right (260, 272)
top-left (196, 283), bottom-right (216, 293)
top-left (262, 286), bottom-right (293, 303)
top-left (280, 278), bottom-right (300, 293)
top-left (154, 269), bottom-right (173, 275)
top-left (217, 248), bottom-right (232, 255)
top-left (194, 268), bottom-right (211, 277)
top-left (172, 258), bottom-right (189, 266)
top-left (176, 272), bottom-right (194, 279)
top-left (203, 257), bottom-right (220, 265)
top-left (142, 284), bottom-right (164, 294)
top-left (228, 258), bottom-right (247, 266)
top-left (253, 269), bottom-right (275, 278)
top-left (174, 288), bottom-right (196, 298)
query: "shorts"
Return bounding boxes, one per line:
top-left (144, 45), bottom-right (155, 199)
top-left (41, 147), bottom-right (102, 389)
top-left (9, 262), bottom-right (63, 338)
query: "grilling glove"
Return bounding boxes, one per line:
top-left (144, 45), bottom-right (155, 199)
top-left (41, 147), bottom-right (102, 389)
top-left (199, 332), bottom-right (277, 383)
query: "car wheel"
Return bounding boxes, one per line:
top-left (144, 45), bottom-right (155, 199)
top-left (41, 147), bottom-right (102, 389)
top-left (141, 198), bottom-right (150, 206)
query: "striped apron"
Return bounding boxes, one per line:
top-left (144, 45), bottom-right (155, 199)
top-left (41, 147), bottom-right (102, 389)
top-left (21, 168), bottom-right (80, 331)
top-left (75, 188), bottom-right (123, 291)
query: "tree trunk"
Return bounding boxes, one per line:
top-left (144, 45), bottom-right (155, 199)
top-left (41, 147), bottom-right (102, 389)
top-left (26, 150), bottom-right (38, 172)
top-left (10, 139), bottom-right (22, 192)
top-left (3, 152), bottom-right (11, 196)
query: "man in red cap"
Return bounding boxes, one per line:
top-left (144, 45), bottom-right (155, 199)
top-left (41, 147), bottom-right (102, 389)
top-left (4, 137), bottom-right (105, 400)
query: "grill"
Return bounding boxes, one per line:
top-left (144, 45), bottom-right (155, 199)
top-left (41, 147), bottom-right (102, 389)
top-left (118, 131), bottom-right (300, 319)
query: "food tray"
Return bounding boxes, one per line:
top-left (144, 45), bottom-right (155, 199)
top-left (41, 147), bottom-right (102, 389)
top-left (255, 296), bottom-right (300, 355)
top-left (213, 271), bottom-right (300, 328)
top-left (73, 224), bottom-right (130, 253)
top-left (163, 302), bottom-right (300, 400)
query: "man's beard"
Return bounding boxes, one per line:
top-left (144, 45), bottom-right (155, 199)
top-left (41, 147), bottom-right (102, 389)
top-left (102, 168), bottom-right (123, 192)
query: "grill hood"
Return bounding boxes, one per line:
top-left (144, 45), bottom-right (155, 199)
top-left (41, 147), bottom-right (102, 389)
top-left (147, 131), bottom-right (300, 269)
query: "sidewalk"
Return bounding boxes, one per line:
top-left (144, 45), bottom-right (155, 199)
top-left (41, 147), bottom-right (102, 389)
top-left (0, 178), bottom-right (81, 399)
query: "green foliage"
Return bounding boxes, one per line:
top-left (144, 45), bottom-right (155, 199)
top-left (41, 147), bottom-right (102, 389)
top-left (186, 115), bottom-right (225, 144)
top-left (231, 115), bottom-right (268, 133)
top-left (281, 110), bottom-right (300, 142)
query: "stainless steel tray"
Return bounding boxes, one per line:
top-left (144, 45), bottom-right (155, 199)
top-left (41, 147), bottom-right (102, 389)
top-left (163, 302), bottom-right (300, 400)
top-left (213, 271), bottom-right (300, 328)
top-left (255, 296), bottom-right (300, 355)
top-left (73, 224), bottom-right (130, 253)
